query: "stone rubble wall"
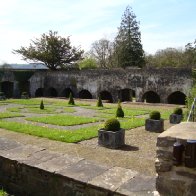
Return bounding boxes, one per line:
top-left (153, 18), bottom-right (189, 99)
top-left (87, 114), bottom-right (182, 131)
top-left (156, 122), bottom-right (196, 196)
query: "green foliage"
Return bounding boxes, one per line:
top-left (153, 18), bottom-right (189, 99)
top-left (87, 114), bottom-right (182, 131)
top-left (173, 107), bottom-right (183, 115)
top-left (96, 96), bottom-right (103, 107)
top-left (116, 101), bottom-right (124, 118)
top-left (186, 84), bottom-right (196, 110)
top-left (78, 57), bottom-right (97, 69)
top-left (104, 118), bottom-right (120, 131)
top-left (149, 111), bottom-right (161, 120)
top-left (113, 6), bottom-right (145, 68)
top-left (40, 100), bottom-right (44, 110)
top-left (68, 92), bottom-right (75, 105)
top-left (13, 30), bottom-right (84, 70)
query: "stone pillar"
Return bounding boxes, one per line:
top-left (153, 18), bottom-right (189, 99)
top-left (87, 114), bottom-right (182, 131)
top-left (156, 122), bottom-right (196, 196)
top-left (13, 81), bottom-right (20, 98)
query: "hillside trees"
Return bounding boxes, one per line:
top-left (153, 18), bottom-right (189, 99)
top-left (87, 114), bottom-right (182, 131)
top-left (113, 6), bottom-right (145, 68)
top-left (13, 30), bottom-right (84, 70)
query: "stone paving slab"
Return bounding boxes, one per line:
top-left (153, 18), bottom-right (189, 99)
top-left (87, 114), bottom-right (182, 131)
top-left (21, 150), bottom-right (61, 166)
top-left (0, 144), bottom-right (44, 161)
top-left (57, 159), bottom-right (111, 183)
top-left (37, 154), bottom-right (84, 173)
top-left (89, 166), bottom-right (138, 192)
top-left (117, 175), bottom-right (156, 195)
top-left (0, 137), bottom-right (21, 151)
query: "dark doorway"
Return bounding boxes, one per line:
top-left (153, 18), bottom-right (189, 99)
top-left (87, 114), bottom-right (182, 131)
top-left (79, 90), bottom-right (92, 99)
top-left (35, 88), bottom-right (44, 97)
top-left (100, 91), bottom-right (113, 103)
top-left (119, 89), bottom-right (131, 102)
top-left (61, 88), bottom-right (74, 98)
top-left (1, 81), bottom-right (13, 98)
top-left (142, 91), bottom-right (160, 103)
top-left (168, 91), bottom-right (186, 105)
top-left (46, 87), bottom-right (58, 97)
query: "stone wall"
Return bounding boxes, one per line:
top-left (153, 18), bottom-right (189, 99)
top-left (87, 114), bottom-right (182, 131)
top-left (156, 122), bottom-right (196, 196)
top-left (29, 67), bottom-right (192, 103)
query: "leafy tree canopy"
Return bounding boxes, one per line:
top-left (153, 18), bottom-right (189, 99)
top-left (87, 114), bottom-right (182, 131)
top-left (13, 30), bottom-right (84, 70)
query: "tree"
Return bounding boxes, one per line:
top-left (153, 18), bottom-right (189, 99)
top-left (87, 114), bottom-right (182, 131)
top-left (13, 30), bottom-right (84, 70)
top-left (90, 38), bottom-right (114, 68)
top-left (78, 57), bottom-right (97, 69)
top-left (184, 40), bottom-right (196, 66)
top-left (113, 6), bottom-right (145, 68)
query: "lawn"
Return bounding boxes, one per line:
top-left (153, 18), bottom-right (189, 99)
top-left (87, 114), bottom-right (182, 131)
top-left (26, 114), bottom-right (100, 126)
top-left (0, 98), bottom-right (176, 143)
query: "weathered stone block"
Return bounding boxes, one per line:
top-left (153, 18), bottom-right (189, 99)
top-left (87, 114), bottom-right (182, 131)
top-left (155, 158), bottom-right (173, 173)
top-left (170, 114), bottom-right (183, 124)
top-left (145, 119), bottom-right (164, 133)
top-left (98, 128), bottom-right (125, 149)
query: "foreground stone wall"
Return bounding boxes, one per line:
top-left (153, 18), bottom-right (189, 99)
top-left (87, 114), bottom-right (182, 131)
top-left (156, 122), bottom-right (196, 196)
top-left (29, 67), bottom-right (192, 103)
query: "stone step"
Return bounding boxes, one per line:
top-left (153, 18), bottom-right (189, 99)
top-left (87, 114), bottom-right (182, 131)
top-left (0, 137), bottom-right (157, 196)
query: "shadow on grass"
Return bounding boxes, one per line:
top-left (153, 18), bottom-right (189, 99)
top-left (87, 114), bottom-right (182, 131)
top-left (118, 144), bottom-right (139, 151)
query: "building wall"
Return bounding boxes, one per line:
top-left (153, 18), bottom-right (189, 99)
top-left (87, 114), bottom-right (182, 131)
top-left (29, 68), bottom-right (192, 103)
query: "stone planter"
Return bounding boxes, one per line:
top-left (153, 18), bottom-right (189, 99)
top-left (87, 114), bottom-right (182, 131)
top-left (169, 114), bottom-right (182, 124)
top-left (145, 119), bottom-right (164, 133)
top-left (98, 128), bottom-right (125, 149)
top-left (21, 95), bottom-right (29, 99)
top-left (0, 95), bottom-right (6, 100)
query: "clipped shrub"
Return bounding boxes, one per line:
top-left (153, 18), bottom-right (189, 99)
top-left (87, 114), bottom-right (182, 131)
top-left (104, 118), bottom-right (120, 132)
top-left (68, 92), bottom-right (75, 105)
top-left (173, 107), bottom-right (183, 115)
top-left (40, 100), bottom-right (44, 110)
top-left (116, 100), bottom-right (124, 118)
top-left (96, 95), bottom-right (103, 107)
top-left (149, 111), bottom-right (161, 120)
top-left (22, 92), bottom-right (28, 96)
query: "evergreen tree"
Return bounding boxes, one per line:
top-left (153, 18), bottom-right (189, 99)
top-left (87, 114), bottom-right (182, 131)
top-left (40, 99), bottom-right (44, 110)
top-left (68, 92), bottom-right (75, 105)
top-left (113, 6), bottom-right (145, 68)
top-left (96, 95), bottom-right (103, 107)
top-left (116, 100), bottom-right (124, 118)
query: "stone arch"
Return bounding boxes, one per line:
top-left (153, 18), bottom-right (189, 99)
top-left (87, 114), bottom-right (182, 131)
top-left (35, 88), bottom-right (44, 97)
top-left (79, 89), bottom-right (92, 99)
top-left (46, 87), bottom-right (58, 97)
top-left (100, 90), bottom-right (113, 103)
top-left (1, 81), bottom-right (13, 98)
top-left (142, 91), bottom-right (160, 103)
top-left (167, 91), bottom-right (186, 105)
top-left (61, 88), bottom-right (74, 98)
top-left (119, 88), bottom-right (132, 102)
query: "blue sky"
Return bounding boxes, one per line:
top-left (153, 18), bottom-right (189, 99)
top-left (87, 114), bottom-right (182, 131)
top-left (0, 0), bottom-right (196, 64)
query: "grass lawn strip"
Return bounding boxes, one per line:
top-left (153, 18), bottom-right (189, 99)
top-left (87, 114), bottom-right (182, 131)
top-left (0, 121), bottom-right (100, 143)
top-left (0, 112), bottom-right (24, 119)
top-left (26, 114), bottom-right (100, 126)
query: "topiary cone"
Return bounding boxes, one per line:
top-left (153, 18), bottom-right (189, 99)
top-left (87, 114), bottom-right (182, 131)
top-left (40, 99), bottom-right (44, 110)
top-left (116, 100), bottom-right (124, 118)
top-left (68, 92), bottom-right (75, 105)
top-left (96, 95), bottom-right (103, 107)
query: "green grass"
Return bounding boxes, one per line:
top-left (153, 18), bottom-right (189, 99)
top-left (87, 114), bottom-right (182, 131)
top-left (0, 112), bottom-right (24, 119)
top-left (1, 98), bottom-right (50, 105)
top-left (0, 121), bottom-right (101, 143)
top-left (100, 108), bottom-right (150, 116)
top-left (0, 189), bottom-right (8, 196)
top-left (26, 114), bottom-right (100, 126)
top-left (120, 118), bottom-right (145, 129)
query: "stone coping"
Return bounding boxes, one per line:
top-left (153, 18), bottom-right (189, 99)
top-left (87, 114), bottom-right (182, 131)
top-left (0, 137), bottom-right (157, 196)
top-left (158, 122), bottom-right (196, 140)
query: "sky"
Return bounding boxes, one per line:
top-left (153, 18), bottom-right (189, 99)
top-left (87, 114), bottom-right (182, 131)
top-left (0, 0), bottom-right (196, 64)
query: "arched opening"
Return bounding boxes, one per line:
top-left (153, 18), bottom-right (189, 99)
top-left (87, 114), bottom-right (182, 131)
top-left (1, 81), bottom-right (13, 98)
top-left (61, 88), bottom-right (74, 98)
top-left (79, 90), bottom-right (92, 99)
top-left (168, 91), bottom-right (186, 105)
top-left (35, 88), bottom-right (44, 97)
top-left (46, 87), bottom-right (58, 97)
top-left (119, 89), bottom-right (131, 102)
top-left (100, 91), bottom-right (113, 103)
top-left (142, 91), bottom-right (160, 103)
